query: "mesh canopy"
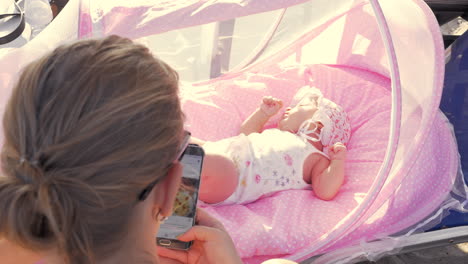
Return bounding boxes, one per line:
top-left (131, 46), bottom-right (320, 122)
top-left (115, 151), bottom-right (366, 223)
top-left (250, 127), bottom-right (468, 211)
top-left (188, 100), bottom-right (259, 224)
top-left (0, 0), bottom-right (466, 262)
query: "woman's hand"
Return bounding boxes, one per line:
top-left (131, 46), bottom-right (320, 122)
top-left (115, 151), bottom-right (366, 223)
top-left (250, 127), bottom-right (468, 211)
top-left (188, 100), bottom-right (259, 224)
top-left (328, 142), bottom-right (347, 161)
top-left (260, 96), bottom-right (283, 117)
top-left (158, 208), bottom-right (242, 264)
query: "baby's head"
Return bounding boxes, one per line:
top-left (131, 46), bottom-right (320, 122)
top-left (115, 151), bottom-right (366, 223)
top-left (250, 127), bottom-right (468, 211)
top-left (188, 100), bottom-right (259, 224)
top-left (279, 86), bottom-right (351, 147)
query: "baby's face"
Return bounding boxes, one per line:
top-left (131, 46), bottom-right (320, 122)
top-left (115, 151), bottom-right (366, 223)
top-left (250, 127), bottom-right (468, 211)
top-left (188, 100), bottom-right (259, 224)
top-left (278, 99), bottom-right (318, 133)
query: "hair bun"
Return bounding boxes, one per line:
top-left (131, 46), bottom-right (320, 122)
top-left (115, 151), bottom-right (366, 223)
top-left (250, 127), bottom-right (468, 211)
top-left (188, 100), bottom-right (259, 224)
top-left (16, 157), bottom-right (45, 186)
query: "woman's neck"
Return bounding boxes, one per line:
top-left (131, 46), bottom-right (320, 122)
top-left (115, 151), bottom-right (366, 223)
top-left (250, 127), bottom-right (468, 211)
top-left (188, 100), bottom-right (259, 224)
top-left (42, 243), bottom-right (159, 264)
top-left (94, 202), bottom-right (161, 264)
top-left (99, 203), bottom-right (160, 264)
top-left (99, 247), bottom-right (158, 264)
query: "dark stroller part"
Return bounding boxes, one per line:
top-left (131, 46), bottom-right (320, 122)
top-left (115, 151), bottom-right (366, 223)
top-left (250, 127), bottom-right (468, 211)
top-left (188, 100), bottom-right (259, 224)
top-left (424, 0), bottom-right (468, 47)
top-left (439, 29), bottom-right (468, 229)
top-left (425, 0), bottom-right (468, 24)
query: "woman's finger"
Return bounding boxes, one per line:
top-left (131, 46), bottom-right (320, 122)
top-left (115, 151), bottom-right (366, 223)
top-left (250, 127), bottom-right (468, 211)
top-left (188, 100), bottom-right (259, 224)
top-left (177, 225), bottom-right (225, 242)
top-left (195, 208), bottom-right (225, 230)
top-left (157, 246), bottom-right (188, 263)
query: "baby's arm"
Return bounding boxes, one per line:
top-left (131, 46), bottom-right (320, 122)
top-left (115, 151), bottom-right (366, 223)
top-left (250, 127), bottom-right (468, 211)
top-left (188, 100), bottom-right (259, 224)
top-left (311, 143), bottom-right (347, 201)
top-left (240, 96), bottom-right (283, 135)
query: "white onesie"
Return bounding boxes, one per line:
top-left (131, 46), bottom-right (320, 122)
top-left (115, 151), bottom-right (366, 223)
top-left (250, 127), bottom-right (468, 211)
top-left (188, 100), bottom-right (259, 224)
top-left (203, 129), bottom-right (328, 205)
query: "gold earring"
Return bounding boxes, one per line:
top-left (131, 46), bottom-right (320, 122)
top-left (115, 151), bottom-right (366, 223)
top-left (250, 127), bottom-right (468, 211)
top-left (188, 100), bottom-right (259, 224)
top-left (159, 215), bottom-right (169, 223)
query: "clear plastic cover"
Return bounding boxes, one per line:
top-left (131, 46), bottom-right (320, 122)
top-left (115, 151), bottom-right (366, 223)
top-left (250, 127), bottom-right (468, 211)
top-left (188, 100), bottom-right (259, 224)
top-left (0, 0), bottom-right (466, 263)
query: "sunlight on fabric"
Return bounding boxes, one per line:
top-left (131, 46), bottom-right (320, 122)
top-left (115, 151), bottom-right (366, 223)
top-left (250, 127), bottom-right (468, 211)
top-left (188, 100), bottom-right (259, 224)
top-left (353, 193), bottom-right (366, 204)
top-left (352, 34), bottom-right (372, 56)
top-left (263, 224), bottom-right (273, 232)
top-left (364, 201), bottom-right (389, 225)
top-left (457, 243), bottom-right (468, 253)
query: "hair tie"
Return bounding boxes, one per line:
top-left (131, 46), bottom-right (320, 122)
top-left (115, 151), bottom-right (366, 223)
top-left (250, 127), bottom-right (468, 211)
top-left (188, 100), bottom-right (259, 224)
top-left (19, 156), bottom-right (40, 168)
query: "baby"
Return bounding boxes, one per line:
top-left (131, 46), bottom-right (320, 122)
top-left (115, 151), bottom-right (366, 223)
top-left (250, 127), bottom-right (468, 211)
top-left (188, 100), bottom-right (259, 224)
top-left (194, 86), bottom-right (351, 205)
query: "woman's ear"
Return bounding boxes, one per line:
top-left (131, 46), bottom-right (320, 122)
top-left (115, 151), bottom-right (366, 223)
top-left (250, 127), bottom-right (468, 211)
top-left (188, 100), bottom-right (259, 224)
top-left (153, 162), bottom-right (182, 217)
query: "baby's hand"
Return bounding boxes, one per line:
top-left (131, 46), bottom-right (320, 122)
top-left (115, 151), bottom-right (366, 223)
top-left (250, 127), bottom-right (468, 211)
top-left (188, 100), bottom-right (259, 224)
top-left (260, 96), bottom-right (283, 117)
top-left (329, 142), bottom-right (347, 161)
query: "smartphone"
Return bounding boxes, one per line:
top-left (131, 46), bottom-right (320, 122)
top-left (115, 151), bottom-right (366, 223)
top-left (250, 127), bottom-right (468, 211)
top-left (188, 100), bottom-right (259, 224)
top-left (156, 144), bottom-right (204, 250)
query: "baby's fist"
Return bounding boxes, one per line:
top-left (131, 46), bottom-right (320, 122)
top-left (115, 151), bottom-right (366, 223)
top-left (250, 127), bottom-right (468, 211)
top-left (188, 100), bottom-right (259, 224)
top-left (260, 96), bottom-right (283, 117)
top-left (329, 142), bottom-right (347, 160)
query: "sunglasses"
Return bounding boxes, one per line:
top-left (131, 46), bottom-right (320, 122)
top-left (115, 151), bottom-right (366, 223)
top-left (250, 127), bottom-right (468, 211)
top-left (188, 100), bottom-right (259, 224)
top-left (137, 130), bottom-right (191, 201)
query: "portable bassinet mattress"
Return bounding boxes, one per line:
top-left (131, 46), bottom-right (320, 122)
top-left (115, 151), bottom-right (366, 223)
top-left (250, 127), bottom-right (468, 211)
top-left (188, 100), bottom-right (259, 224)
top-left (181, 63), bottom-right (457, 263)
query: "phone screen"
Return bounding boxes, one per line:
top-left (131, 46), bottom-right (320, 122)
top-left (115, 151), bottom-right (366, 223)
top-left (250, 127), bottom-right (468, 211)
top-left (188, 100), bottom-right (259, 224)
top-left (157, 149), bottom-right (202, 243)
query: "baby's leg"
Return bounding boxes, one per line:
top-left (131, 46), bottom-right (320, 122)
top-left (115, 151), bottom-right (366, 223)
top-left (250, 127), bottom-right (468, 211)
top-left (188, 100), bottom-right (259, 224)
top-left (199, 151), bottom-right (238, 204)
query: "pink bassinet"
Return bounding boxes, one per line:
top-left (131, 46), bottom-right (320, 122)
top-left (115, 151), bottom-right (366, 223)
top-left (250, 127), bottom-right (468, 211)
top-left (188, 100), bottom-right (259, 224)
top-left (0, 0), bottom-right (466, 263)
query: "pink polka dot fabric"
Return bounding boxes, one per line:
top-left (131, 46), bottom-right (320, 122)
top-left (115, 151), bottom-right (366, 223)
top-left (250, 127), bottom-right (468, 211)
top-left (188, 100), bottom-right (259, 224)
top-left (182, 63), bottom-right (394, 261)
top-left (184, 65), bottom-right (458, 263)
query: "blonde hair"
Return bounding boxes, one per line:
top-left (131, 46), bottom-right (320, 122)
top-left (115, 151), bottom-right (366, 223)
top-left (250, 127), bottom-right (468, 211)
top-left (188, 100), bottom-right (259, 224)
top-left (0, 36), bottom-right (184, 263)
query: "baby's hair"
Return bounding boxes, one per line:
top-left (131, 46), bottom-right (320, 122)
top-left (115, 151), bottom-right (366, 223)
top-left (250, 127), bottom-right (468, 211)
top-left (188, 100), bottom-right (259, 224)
top-left (289, 85), bottom-right (321, 108)
top-left (0, 36), bottom-right (184, 264)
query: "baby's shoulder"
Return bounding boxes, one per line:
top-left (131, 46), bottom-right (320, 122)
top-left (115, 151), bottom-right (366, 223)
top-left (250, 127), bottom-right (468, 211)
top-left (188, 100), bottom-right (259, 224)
top-left (307, 151), bottom-right (329, 164)
top-left (304, 152), bottom-right (329, 183)
top-left (260, 128), bottom-right (293, 137)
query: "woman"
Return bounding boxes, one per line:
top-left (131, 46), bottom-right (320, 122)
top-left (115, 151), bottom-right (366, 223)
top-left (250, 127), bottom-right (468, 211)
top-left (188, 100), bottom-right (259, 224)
top-left (0, 36), bottom-right (242, 264)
